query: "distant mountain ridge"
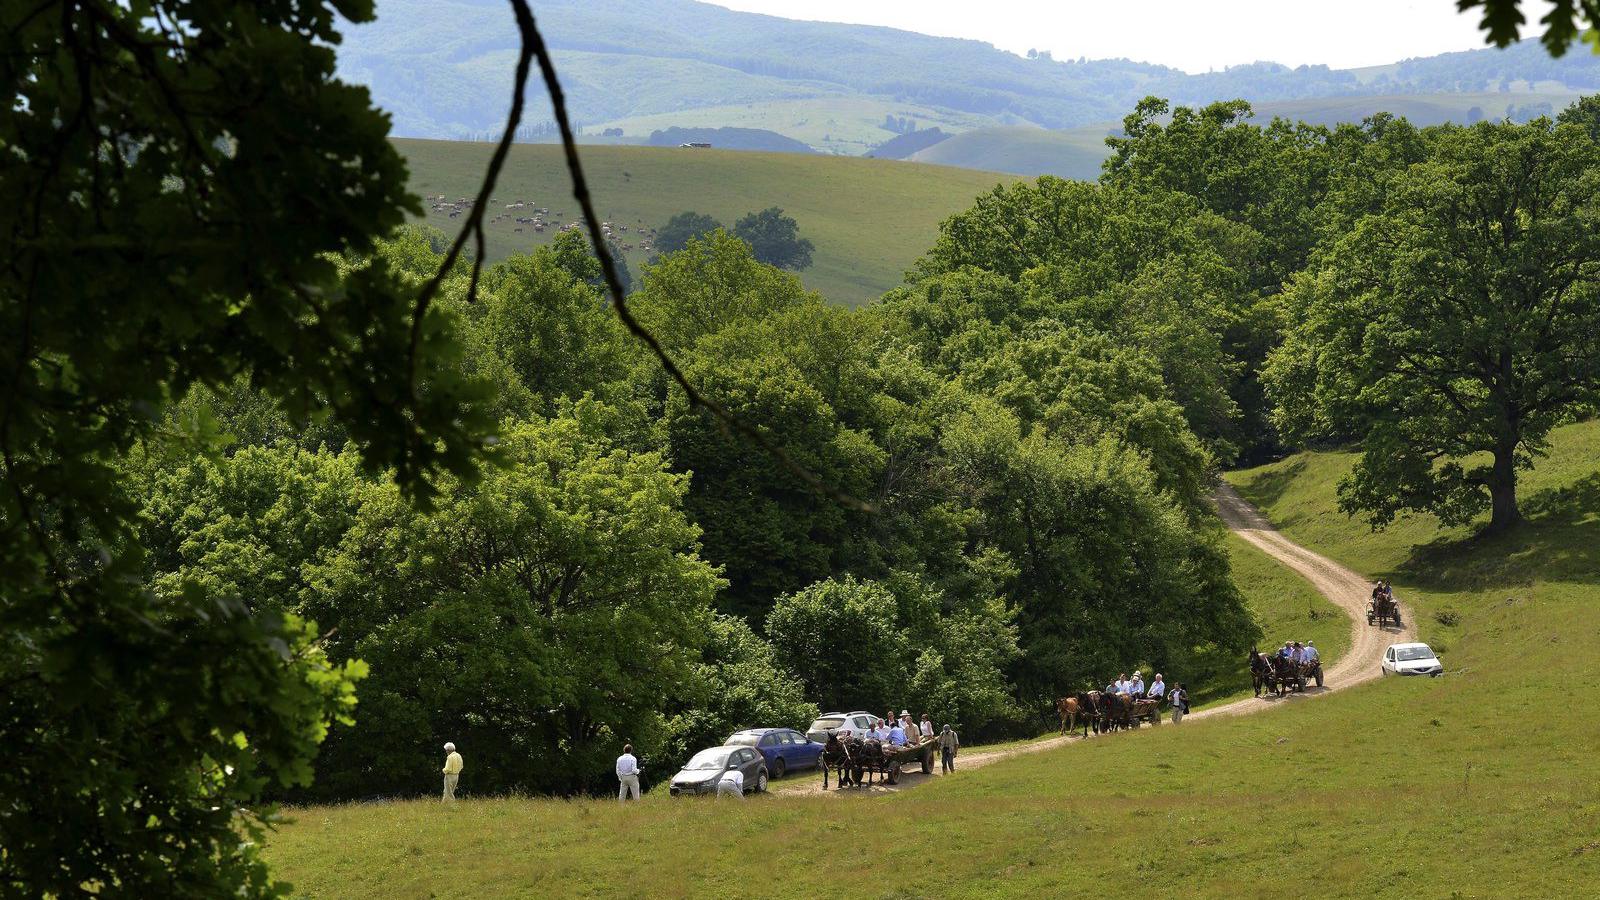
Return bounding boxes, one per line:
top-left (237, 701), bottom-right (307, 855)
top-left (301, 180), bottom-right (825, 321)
top-left (339, 0), bottom-right (1600, 162)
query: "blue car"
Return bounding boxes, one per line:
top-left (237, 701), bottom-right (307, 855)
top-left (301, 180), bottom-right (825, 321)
top-left (725, 728), bottom-right (823, 778)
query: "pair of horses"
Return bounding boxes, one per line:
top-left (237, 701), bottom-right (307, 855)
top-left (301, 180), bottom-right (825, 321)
top-left (1056, 691), bottom-right (1161, 737)
top-left (1251, 649), bottom-right (1320, 697)
top-left (819, 734), bottom-right (892, 789)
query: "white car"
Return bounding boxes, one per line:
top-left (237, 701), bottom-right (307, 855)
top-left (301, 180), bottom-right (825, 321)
top-left (805, 711), bottom-right (883, 744)
top-left (1382, 642), bottom-right (1443, 677)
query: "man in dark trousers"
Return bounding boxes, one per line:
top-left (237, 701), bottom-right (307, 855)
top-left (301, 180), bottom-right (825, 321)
top-left (938, 724), bottom-right (959, 773)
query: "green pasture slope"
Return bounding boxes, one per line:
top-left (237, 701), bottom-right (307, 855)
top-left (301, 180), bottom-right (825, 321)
top-left (265, 421), bottom-right (1600, 898)
top-left (395, 139), bottom-right (1019, 306)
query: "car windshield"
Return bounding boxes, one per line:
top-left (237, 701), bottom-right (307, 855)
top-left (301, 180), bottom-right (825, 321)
top-left (685, 749), bottom-right (730, 770)
top-left (808, 717), bottom-right (845, 732)
top-left (725, 733), bottom-right (760, 747)
top-left (1396, 646), bottom-right (1436, 661)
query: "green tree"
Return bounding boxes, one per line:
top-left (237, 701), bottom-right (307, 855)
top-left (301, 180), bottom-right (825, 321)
top-left (1267, 120), bottom-right (1600, 532)
top-left (2, 1), bottom-right (482, 894)
top-left (765, 576), bottom-right (912, 714)
top-left (655, 210), bottom-right (724, 255)
top-left (733, 206), bottom-right (816, 270)
top-left (632, 231), bottom-right (817, 355)
top-left (662, 615), bottom-right (819, 766)
top-left (1557, 93), bottom-right (1600, 142)
top-left (940, 402), bottom-right (1253, 706)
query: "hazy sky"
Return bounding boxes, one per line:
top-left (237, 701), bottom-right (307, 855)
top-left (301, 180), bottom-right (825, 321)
top-left (709, 0), bottom-right (1554, 73)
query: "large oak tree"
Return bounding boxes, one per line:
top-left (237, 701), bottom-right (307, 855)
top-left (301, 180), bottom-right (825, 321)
top-left (1269, 119), bottom-right (1600, 531)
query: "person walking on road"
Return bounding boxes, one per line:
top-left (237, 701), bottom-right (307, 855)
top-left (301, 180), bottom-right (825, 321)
top-left (1170, 684), bottom-right (1189, 724)
top-left (441, 742), bottom-right (464, 803)
top-left (938, 724), bottom-right (959, 773)
top-left (616, 743), bottom-right (642, 802)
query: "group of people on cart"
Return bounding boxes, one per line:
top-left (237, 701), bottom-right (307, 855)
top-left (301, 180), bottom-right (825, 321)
top-left (1103, 671), bottom-right (1188, 712)
top-left (1272, 640), bottom-right (1319, 664)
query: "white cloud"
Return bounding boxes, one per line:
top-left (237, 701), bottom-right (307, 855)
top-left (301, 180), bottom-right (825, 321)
top-left (708, 0), bottom-right (1556, 73)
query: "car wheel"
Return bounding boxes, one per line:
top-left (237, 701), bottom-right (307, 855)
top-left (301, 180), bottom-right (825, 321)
top-left (756, 770), bottom-right (768, 793)
top-left (772, 757), bottom-right (786, 779)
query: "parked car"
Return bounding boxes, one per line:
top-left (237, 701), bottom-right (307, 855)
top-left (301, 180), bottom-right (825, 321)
top-left (725, 728), bottom-right (822, 778)
top-left (805, 711), bottom-right (882, 744)
top-left (668, 745), bottom-right (768, 796)
top-left (1382, 642), bottom-right (1443, 676)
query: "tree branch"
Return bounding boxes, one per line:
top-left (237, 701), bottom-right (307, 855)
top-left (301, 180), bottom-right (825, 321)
top-left (512, 0), bottom-right (874, 513)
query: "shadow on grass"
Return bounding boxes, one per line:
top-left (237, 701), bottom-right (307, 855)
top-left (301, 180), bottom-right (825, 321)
top-left (1229, 457), bottom-right (1307, 515)
top-left (1396, 473), bottom-right (1600, 593)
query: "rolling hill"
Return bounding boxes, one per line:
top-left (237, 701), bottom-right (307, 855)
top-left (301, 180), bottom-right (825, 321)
top-left (341, 0), bottom-right (1600, 161)
top-left (907, 125), bottom-right (1114, 179)
top-left (262, 420), bottom-right (1600, 897)
top-left (396, 139), bottom-right (1019, 305)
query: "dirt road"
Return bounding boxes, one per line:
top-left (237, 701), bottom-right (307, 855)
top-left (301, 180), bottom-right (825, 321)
top-left (770, 483), bottom-right (1415, 795)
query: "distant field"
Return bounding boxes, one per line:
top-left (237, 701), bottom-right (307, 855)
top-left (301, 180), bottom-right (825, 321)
top-left (1252, 90), bottom-right (1580, 127)
top-left (909, 124), bottom-right (1113, 178)
top-left (396, 139), bottom-right (1019, 306)
top-left (589, 96), bottom-right (1011, 156)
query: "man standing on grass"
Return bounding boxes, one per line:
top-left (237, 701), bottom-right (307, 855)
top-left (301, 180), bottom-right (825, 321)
top-left (616, 743), bottom-right (642, 802)
top-left (441, 742), bottom-right (464, 803)
top-left (939, 724), bottom-right (959, 774)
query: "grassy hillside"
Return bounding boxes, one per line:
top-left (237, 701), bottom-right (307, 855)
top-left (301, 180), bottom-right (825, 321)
top-left (908, 125), bottom-right (1112, 179)
top-left (265, 421), bottom-right (1600, 897)
top-left (1180, 533), bottom-right (1350, 708)
top-left (591, 97), bottom-right (1011, 157)
top-left (1253, 90), bottom-right (1580, 127)
top-left (398, 139), bottom-right (1018, 306)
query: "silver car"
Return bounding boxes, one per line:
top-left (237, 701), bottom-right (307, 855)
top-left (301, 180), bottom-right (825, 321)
top-left (668, 745), bottom-right (768, 796)
top-left (806, 711), bottom-right (881, 744)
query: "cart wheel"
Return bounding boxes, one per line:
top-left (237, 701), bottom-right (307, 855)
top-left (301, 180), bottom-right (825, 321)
top-left (1315, 670), bottom-right (1324, 688)
top-left (921, 751), bottom-right (933, 775)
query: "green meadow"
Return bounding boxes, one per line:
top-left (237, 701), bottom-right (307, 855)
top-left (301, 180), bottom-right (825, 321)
top-left (264, 420), bottom-right (1600, 898)
top-left (395, 139), bottom-right (1019, 306)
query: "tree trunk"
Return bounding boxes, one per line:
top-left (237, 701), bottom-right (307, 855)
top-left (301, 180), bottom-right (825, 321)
top-left (1487, 446), bottom-right (1521, 532)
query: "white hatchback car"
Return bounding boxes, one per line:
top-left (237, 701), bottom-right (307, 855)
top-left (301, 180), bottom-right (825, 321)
top-left (1382, 642), bottom-right (1443, 677)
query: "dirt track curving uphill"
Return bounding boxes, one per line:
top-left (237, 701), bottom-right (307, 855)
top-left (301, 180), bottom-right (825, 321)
top-left (770, 483), bottom-right (1415, 795)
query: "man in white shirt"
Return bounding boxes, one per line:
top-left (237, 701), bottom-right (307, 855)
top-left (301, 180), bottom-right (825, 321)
top-left (716, 765), bottom-right (744, 799)
top-left (1304, 641), bottom-right (1319, 663)
top-left (871, 721), bottom-right (890, 742)
top-left (616, 743), bottom-right (642, 802)
top-left (1147, 674), bottom-right (1166, 701)
top-left (1129, 672), bottom-right (1146, 697)
top-left (441, 742), bottom-right (464, 803)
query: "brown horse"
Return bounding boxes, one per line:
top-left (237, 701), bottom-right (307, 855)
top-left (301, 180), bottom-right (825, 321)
top-left (1056, 692), bottom-right (1097, 737)
top-left (1267, 654), bottom-right (1293, 697)
top-left (1100, 691), bottom-right (1133, 731)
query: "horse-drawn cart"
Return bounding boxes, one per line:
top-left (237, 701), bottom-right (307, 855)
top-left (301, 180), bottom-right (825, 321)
top-left (1290, 658), bottom-right (1323, 691)
top-left (883, 735), bottom-right (937, 779)
top-left (820, 734), bottom-right (937, 789)
top-left (1367, 594), bottom-right (1402, 627)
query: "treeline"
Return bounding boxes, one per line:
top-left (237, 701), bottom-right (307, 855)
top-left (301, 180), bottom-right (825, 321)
top-left (130, 94), bottom-right (1600, 800)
